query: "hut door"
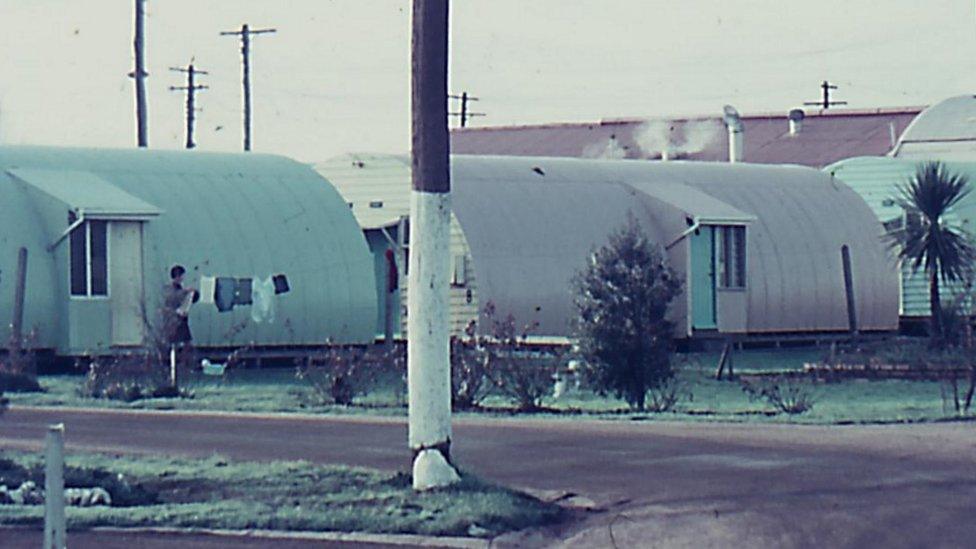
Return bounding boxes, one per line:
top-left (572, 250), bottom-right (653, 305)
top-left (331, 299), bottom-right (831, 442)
top-left (109, 221), bottom-right (145, 346)
top-left (690, 226), bottom-right (717, 330)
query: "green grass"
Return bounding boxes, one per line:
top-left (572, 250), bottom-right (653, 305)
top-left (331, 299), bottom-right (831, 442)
top-left (0, 451), bottom-right (565, 536)
top-left (7, 348), bottom-right (972, 424)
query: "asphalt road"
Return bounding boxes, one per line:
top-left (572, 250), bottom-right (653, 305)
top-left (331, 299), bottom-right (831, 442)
top-left (1, 407), bottom-right (974, 548)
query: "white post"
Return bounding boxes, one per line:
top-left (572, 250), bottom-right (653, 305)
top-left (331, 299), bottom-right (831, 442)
top-left (169, 344), bottom-right (177, 387)
top-left (44, 423), bottom-right (66, 549)
top-left (409, 0), bottom-right (460, 490)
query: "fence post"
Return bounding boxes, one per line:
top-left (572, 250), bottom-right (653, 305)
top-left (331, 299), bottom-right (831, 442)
top-left (44, 423), bottom-right (66, 549)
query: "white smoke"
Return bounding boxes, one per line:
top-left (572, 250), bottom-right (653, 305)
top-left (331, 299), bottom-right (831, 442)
top-left (582, 135), bottom-right (627, 159)
top-left (632, 118), bottom-right (722, 159)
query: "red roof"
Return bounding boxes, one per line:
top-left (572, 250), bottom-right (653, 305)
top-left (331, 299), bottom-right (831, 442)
top-left (450, 107), bottom-right (923, 168)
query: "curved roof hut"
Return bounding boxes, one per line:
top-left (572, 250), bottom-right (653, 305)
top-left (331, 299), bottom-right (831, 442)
top-left (892, 95), bottom-right (976, 160)
top-left (319, 154), bottom-right (898, 338)
top-left (0, 146), bottom-right (376, 354)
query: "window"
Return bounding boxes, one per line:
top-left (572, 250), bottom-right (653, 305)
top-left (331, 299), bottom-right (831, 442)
top-left (69, 215), bottom-right (109, 297)
top-left (717, 225), bottom-right (746, 289)
top-left (451, 254), bottom-right (467, 286)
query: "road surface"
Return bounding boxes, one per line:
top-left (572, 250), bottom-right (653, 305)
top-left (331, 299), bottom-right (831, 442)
top-left (1, 407), bottom-right (974, 547)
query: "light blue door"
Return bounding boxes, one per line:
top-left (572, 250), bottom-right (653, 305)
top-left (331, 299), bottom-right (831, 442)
top-left (690, 226), bottom-right (717, 329)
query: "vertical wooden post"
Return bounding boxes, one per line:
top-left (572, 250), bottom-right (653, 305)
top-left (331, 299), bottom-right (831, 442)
top-left (44, 424), bottom-right (66, 549)
top-left (10, 247), bottom-right (27, 357)
top-left (408, 0), bottom-right (459, 490)
top-left (384, 249), bottom-right (398, 349)
top-left (841, 245), bottom-right (858, 339)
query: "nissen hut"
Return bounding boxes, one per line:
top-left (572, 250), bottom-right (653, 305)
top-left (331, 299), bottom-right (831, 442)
top-left (0, 146), bottom-right (376, 356)
top-left (317, 154), bottom-right (899, 340)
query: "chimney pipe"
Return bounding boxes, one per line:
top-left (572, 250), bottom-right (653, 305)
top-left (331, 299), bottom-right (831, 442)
top-left (723, 105), bottom-right (743, 163)
top-left (788, 109), bottom-right (805, 136)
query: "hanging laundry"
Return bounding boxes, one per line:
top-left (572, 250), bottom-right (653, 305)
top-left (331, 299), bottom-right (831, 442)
top-left (198, 276), bottom-right (216, 305)
top-left (251, 275), bottom-right (276, 323)
top-left (214, 277), bottom-right (236, 312)
top-left (272, 273), bottom-right (290, 295)
top-left (234, 278), bottom-right (253, 305)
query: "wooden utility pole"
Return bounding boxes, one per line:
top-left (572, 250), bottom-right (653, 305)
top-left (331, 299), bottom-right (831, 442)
top-left (220, 24), bottom-right (276, 152)
top-left (408, 0), bottom-right (459, 490)
top-left (841, 245), bottom-right (859, 340)
top-left (131, 0), bottom-right (149, 147)
top-left (448, 92), bottom-right (485, 128)
top-left (169, 62), bottom-right (209, 149)
top-left (804, 80), bottom-right (848, 110)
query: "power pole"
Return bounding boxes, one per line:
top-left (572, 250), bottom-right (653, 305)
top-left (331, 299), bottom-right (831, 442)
top-left (409, 0), bottom-right (460, 491)
top-left (130, 0), bottom-right (149, 147)
top-left (804, 80), bottom-right (848, 110)
top-left (220, 24), bottom-right (276, 152)
top-left (448, 92), bottom-right (485, 128)
top-left (169, 62), bottom-right (209, 149)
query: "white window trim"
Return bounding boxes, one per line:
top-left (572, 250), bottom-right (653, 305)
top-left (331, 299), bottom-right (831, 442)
top-left (69, 220), bottom-right (111, 300)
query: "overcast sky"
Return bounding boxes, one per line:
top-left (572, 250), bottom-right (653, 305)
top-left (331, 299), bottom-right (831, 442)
top-left (1, 1), bottom-right (975, 162)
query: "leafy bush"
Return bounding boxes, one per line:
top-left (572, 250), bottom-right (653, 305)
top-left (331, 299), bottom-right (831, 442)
top-left (296, 345), bottom-right (404, 406)
top-left (573, 216), bottom-right (682, 411)
top-left (741, 376), bottom-right (817, 415)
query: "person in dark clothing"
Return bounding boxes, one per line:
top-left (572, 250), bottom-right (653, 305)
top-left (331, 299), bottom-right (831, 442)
top-left (163, 265), bottom-right (200, 379)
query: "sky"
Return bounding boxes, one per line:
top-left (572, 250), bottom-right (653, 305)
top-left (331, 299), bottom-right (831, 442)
top-left (1, 0), bottom-right (975, 162)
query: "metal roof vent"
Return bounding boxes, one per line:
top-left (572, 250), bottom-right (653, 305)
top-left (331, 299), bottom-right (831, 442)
top-left (723, 105), bottom-right (743, 163)
top-left (788, 109), bottom-right (805, 136)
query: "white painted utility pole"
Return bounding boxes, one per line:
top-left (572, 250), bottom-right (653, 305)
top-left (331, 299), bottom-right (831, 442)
top-left (408, 0), bottom-right (460, 490)
top-left (44, 423), bottom-right (66, 549)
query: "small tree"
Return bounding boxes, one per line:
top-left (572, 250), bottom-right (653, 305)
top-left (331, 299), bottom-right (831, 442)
top-left (573, 216), bottom-right (682, 411)
top-left (888, 162), bottom-right (976, 344)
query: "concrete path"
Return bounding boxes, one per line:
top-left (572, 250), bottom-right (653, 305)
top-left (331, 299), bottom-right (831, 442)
top-left (1, 407), bottom-right (974, 548)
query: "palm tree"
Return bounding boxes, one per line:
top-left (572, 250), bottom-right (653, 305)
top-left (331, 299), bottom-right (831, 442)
top-left (890, 162), bottom-right (975, 343)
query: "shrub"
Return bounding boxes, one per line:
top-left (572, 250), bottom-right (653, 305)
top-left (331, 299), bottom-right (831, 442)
top-left (456, 303), bottom-right (563, 412)
top-left (741, 376), bottom-right (817, 415)
top-left (81, 352), bottom-right (190, 402)
top-left (573, 216), bottom-right (683, 411)
top-left (450, 321), bottom-right (493, 410)
top-left (296, 345), bottom-right (404, 406)
top-left (644, 378), bottom-right (684, 413)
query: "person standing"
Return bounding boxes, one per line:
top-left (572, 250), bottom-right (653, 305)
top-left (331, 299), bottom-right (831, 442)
top-left (163, 265), bottom-right (199, 385)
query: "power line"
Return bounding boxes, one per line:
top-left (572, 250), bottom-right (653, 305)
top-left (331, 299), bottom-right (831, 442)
top-left (448, 92), bottom-right (486, 128)
top-left (220, 24), bottom-right (276, 151)
top-left (804, 80), bottom-right (848, 110)
top-left (169, 61), bottom-right (209, 149)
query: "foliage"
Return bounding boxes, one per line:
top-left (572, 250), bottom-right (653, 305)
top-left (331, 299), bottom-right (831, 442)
top-left (1, 328), bottom-right (43, 395)
top-left (296, 345), bottom-right (404, 406)
top-left (741, 376), bottom-right (817, 415)
top-left (453, 303), bottom-right (564, 412)
top-left (644, 377), bottom-right (685, 413)
top-left (573, 216), bottom-right (683, 411)
top-left (888, 162), bottom-right (976, 343)
top-left (81, 352), bottom-right (190, 402)
top-left (450, 321), bottom-right (493, 410)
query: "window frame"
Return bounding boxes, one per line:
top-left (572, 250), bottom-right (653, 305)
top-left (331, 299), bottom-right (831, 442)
top-left (716, 225), bottom-right (747, 290)
top-left (68, 217), bottom-right (111, 299)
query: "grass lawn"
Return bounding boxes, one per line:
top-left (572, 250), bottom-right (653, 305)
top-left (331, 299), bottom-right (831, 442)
top-left (6, 348), bottom-right (972, 424)
top-left (0, 451), bottom-right (565, 537)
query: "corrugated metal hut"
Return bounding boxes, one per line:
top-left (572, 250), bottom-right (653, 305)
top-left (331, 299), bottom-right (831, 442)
top-left (826, 156), bottom-right (976, 319)
top-left (892, 95), bottom-right (976, 160)
top-left (0, 145), bottom-right (377, 355)
top-left (317, 154), bottom-right (899, 339)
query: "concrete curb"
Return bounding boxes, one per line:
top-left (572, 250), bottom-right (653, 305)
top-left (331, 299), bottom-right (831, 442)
top-left (0, 525), bottom-right (490, 548)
